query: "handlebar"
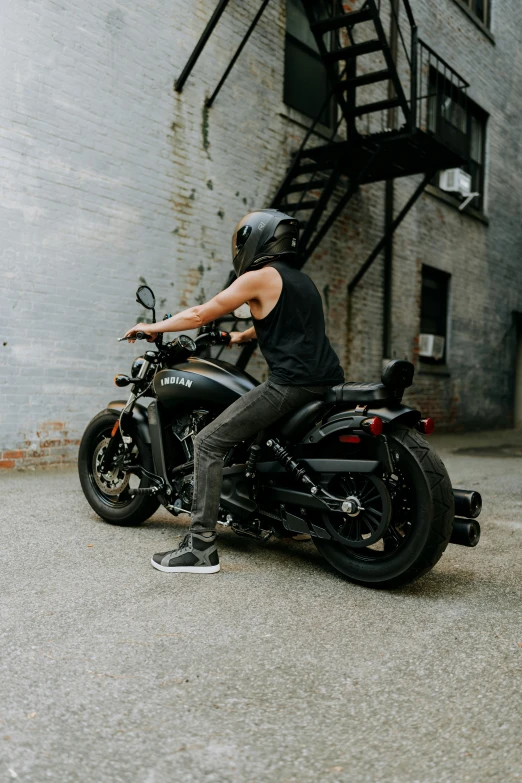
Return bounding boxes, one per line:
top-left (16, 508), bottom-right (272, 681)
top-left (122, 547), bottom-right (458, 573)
top-left (118, 329), bottom-right (231, 351)
top-left (118, 331), bottom-right (150, 342)
top-left (195, 330), bottom-right (231, 348)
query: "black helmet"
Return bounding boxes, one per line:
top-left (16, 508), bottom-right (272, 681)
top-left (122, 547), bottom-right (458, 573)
top-left (232, 209), bottom-right (299, 277)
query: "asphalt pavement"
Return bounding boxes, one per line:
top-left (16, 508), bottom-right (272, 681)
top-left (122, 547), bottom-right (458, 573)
top-left (0, 429), bottom-right (521, 783)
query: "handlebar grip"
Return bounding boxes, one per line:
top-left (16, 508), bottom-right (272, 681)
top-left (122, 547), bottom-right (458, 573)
top-left (217, 330), bottom-right (231, 345)
top-left (118, 330), bottom-right (154, 342)
top-left (195, 330), bottom-right (230, 347)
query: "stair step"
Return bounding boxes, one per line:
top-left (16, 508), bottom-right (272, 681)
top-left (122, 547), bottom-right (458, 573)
top-left (344, 97), bottom-right (401, 118)
top-left (284, 179), bottom-right (329, 194)
top-left (294, 162), bottom-right (334, 175)
top-left (337, 68), bottom-right (391, 91)
top-left (279, 200), bottom-right (319, 212)
top-left (311, 7), bottom-right (374, 35)
top-left (324, 39), bottom-right (382, 64)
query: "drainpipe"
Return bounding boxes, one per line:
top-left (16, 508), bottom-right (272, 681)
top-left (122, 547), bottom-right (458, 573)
top-left (383, 0), bottom-right (400, 361)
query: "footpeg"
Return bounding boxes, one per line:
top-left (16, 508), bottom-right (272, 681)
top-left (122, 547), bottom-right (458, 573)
top-left (129, 486), bottom-right (159, 496)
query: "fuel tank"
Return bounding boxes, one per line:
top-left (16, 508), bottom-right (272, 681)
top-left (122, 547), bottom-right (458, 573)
top-left (154, 357), bottom-right (259, 410)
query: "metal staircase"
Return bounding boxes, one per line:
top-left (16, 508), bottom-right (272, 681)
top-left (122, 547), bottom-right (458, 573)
top-left (175, 0), bottom-right (471, 364)
top-left (271, 0), bottom-right (469, 273)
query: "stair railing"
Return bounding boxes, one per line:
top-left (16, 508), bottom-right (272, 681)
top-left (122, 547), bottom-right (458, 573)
top-left (415, 39), bottom-right (470, 155)
top-left (373, 0), bottom-right (418, 133)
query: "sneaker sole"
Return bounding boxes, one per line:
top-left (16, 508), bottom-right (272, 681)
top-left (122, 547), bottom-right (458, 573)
top-left (151, 558), bottom-right (220, 574)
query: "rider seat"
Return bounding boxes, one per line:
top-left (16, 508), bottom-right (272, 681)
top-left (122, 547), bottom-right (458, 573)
top-left (325, 381), bottom-right (389, 405)
top-left (326, 360), bottom-right (414, 406)
top-left (277, 361), bottom-right (414, 441)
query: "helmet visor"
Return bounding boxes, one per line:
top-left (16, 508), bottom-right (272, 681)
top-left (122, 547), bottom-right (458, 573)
top-left (233, 224), bottom-right (252, 260)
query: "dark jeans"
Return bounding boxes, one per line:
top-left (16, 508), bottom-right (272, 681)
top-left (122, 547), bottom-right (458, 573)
top-left (189, 379), bottom-right (328, 533)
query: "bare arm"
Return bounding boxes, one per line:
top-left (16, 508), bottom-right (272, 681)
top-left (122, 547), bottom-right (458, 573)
top-left (124, 273), bottom-right (262, 338)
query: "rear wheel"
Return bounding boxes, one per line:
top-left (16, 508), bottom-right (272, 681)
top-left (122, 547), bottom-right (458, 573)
top-left (313, 426), bottom-right (454, 588)
top-left (78, 410), bottom-right (160, 526)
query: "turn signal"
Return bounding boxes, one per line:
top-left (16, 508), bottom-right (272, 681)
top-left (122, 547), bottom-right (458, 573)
top-left (416, 418), bottom-right (435, 435)
top-left (362, 417), bottom-right (383, 436)
top-left (114, 374), bottom-right (133, 388)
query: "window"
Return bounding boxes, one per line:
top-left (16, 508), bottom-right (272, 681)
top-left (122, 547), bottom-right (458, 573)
top-left (428, 71), bottom-right (488, 211)
top-left (419, 266), bottom-right (450, 365)
top-left (284, 0), bottom-right (333, 127)
top-left (459, 0), bottom-right (490, 27)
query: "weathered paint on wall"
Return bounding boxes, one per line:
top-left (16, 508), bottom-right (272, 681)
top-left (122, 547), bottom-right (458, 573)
top-left (1, 0), bottom-right (521, 468)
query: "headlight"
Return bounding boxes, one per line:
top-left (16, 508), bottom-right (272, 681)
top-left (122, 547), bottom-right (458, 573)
top-left (131, 356), bottom-right (145, 378)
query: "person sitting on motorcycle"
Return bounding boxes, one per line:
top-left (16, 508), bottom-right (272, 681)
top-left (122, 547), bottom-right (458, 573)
top-left (124, 209), bottom-right (345, 574)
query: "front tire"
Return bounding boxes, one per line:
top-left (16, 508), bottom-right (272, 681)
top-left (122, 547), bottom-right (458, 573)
top-left (78, 409), bottom-right (160, 526)
top-left (313, 426), bottom-right (454, 588)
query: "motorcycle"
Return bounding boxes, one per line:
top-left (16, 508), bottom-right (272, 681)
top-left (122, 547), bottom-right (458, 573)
top-left (78, 284), bottom-right (482, 588)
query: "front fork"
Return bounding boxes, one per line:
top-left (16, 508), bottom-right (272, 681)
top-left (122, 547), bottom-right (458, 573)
top-left (99, 358), bottom-right (151, 473)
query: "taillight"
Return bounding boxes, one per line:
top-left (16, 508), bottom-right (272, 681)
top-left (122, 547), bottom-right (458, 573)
top-left (362, 417), bottom-right (383, 437)
top-left (416, 418), bottom-right (435, 435)
top-left (339, 434), bottom-right (361, 444)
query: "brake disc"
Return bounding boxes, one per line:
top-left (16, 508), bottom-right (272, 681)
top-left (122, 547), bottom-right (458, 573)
top-left (92, 437), bottom-right (131, 497)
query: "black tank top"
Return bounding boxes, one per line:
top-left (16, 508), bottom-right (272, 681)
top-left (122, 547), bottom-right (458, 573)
top-left (251, 260), bottom-right (345, 386)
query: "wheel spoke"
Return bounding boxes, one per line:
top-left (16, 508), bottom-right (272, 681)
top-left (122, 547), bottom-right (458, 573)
top-left (361, 490), bottom-right (380, 504)
top-left (361, 513), bottom-right (377, 532)
top-left (340, 518), bottom-right (351, 537)
top-left (385, 524), bottom-right (402, 547)
top-left (365, 506), bottom-right (382, 521)
top-left (353, 517), bottom-right (361, 540)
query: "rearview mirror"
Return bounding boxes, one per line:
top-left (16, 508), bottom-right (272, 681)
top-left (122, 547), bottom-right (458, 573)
top-left (136, 285), bottom-right (156, 310)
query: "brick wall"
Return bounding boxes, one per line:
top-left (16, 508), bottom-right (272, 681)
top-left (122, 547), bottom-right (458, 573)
top-left (1, 0), bottom-right (521, 467)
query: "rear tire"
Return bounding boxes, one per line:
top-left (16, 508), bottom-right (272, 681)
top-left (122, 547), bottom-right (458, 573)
top-left (313, 426), bottom-right (454, 588)
top-left (78, 409), bottom-right (160, 526)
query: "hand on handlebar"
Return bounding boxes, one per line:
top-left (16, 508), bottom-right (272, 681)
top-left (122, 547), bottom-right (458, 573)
top-left (121, 322), bottom-right (157, 343)
top-left (228, 331), bottom-right (251, 347)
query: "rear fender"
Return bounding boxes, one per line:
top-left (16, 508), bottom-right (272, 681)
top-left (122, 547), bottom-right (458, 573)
top-left (107, 400), bottom-right (151, 445)
top-left (302, 405), bottom-right (421, 446)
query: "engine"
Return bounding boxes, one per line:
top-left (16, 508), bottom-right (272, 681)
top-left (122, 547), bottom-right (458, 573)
top-left (171, 409), bottom-right (210, 461)
top-left (169, 409), bottom-right (211, 513)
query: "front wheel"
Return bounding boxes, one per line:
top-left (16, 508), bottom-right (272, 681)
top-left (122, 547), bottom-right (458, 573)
top-left (78, 410), bottom-right (160, 526)
top-left (313, 427), bottom-right (454, 588)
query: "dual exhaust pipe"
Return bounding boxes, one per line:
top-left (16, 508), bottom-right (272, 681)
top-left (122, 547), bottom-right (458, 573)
top-left (450, 489), bottom-right (482, 547)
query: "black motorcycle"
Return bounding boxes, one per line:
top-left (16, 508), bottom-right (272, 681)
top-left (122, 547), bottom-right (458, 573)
top-left (78, 284), bottom-right (482, 588)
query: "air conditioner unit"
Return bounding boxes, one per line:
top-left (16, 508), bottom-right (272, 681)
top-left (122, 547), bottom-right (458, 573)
top-left (419, 333), bottom-right (445, 361)
top-left (439, 168), bottom-right (472, 198)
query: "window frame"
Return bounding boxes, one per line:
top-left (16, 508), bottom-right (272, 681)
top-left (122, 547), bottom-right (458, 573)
top-left (461, 0), bottom-right (490, 28)
top-left (419, 265), bottom-right (451, 366)
top-left (428, 69), bottom-right (488, 213)
top-left (283, 0), bottom-right (335, 129)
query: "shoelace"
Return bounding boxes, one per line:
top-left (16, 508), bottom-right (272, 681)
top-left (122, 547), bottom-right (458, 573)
top-left (174, 533), bottom-right (215, 556)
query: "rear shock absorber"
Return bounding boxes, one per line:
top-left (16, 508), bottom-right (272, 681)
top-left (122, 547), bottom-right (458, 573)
top-left (266, 439), bottom-right (319, 494)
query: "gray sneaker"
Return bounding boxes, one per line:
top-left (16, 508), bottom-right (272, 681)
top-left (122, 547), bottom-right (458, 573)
top-left (151, 532), bottom-right (220, 574)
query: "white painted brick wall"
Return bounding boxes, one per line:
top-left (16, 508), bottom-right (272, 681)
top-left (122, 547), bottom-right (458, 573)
top-left (1, 0), bottom-right (521, 467)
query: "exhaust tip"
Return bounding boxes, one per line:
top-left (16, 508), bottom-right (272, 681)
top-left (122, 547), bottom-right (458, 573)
top-left (450, 518), bottom-right (481, 548)
top-left (453, 488), bottom-right (482, 519)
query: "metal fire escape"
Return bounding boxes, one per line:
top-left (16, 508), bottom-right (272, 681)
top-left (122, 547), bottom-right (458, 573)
top-left (175, 0), bottom-right (469, 366)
